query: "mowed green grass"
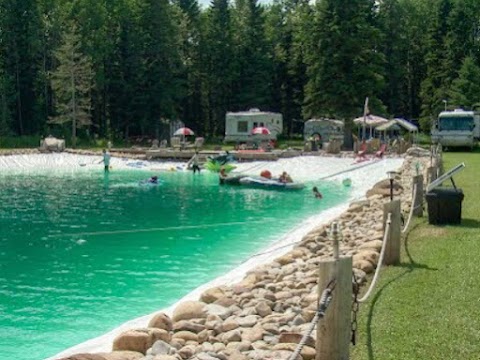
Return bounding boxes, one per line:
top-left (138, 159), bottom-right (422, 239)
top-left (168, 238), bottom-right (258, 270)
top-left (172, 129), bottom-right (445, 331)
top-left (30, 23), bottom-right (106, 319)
top-left (351, 150), bottom-right (480, 360)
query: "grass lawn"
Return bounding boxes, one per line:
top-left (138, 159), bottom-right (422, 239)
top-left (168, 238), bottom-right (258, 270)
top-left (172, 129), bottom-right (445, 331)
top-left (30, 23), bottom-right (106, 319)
top-left (351, 150), bottom-right (480, 360)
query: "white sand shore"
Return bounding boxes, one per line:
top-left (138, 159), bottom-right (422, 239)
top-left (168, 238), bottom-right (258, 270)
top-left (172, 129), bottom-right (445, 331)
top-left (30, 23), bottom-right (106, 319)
top-left (0, 153), bottom-right (404, 360)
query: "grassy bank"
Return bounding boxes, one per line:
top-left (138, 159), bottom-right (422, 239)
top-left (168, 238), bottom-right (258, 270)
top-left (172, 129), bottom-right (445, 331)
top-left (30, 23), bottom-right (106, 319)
top-left (351, 151), bottom-right (480, 360)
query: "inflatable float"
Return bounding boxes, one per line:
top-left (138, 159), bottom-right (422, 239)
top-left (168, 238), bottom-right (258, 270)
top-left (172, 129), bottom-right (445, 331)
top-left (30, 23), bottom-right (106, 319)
top-left (204, 161), bottom-right (236, 173)
top-left (220, 175), bottom-right (246, 185)
top-left (238, 176), bottom-right (305, 191)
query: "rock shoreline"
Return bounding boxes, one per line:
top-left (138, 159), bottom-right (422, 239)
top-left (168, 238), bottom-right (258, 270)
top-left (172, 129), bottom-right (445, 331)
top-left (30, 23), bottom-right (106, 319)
top-left (53, 147), bottom-right (431, 360)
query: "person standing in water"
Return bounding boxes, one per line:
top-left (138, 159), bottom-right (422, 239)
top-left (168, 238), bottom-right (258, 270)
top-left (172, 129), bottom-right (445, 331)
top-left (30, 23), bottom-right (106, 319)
top-left (102, 149), bottom-right (111, 172)
top-left (219, 167), bottom-right (228, 184)
top-left (191, 151), bottom-right (201, 174)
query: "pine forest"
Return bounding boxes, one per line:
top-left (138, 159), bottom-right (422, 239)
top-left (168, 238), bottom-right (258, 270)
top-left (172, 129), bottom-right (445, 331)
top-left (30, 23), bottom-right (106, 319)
top-left (1, 0), bottom-right (480, 144)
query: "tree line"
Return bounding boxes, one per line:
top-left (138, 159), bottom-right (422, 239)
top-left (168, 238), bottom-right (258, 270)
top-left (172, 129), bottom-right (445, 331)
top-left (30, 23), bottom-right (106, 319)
top-left (1, 0), bottom-right (480, 145)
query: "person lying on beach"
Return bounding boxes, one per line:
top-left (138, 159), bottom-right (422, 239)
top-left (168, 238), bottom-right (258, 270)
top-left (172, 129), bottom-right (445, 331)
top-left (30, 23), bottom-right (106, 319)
top-left (279, 171), bottom-right (293, 183)
top-left (313, 186), bottom-right (323, 199)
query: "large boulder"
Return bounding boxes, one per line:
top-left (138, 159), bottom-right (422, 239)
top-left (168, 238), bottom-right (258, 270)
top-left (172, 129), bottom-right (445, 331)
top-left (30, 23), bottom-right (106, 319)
top-left (366, 179), bottom-right (403, 198)
top-left (40, 135), bottom-right (65, 152)
top-left (172, 301), bottom-right (207, 322)
top-left (112, 328), bottom-right (170, 354)
top-left (148, 313), bottom-right (173, 331)
top-left (200, 287), bottom-right (226, 304)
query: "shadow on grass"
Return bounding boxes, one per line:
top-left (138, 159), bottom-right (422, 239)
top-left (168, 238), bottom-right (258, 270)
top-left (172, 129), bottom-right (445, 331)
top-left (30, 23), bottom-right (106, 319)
top-left (404, 224), bottom-right (439, 271)
top-left (460, 218), bottom-right (480, 228)
top-left (366, 270), bottom-right (410, 360)
top-left (365, 225), bottom-right (437, 360)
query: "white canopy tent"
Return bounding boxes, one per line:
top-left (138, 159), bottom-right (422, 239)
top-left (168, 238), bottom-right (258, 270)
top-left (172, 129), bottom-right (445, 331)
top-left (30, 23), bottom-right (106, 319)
top-left (375, 118), bottom-right (419, 143)
top-left (353, 114), bottom-right (389, 139)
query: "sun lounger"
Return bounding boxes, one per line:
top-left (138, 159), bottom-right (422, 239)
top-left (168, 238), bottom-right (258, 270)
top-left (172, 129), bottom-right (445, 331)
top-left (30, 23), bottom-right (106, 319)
top-left (357, 141), bottom-right (367, 159)
top-left (375, 143), bottom-right (387, 158)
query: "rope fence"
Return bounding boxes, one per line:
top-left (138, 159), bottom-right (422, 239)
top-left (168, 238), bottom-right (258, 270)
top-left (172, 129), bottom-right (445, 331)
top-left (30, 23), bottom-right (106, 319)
top-left (401, 183), bottom-right (418, 234)
top-left (288, 280), bottom-right (336, 360)
top-left (357, 212), bottom-right (392, 303)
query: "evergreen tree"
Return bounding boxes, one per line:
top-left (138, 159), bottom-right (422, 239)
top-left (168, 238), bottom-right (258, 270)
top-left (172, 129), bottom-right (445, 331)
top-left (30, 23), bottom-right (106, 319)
top-left (265, 0), bottom-right (310, 136)
top-left (138, 0), bottom-right (185, 134)
top-left (0, 0), bottom-right (43, 135)
top-left (419, 0), bottom-right (453, 130)
top-left (444, 0), bottom-right (480, 81)
top-left (396, 0), bottom-right (430, 121)
top-left (448, 56), bottom-right (480, 109)
top-left (69, 0), bottom-right (110, 136)
top-left (231, 0), bottom-right (272, 110)
top-left (104, 0), bottom-right (145, 142)
top-left (202, 0), bottom-right (235, 136)
top-left (173, 0), bottom-right (204, 133)
top-left (50, 25), bottom-right (94, 147)
top-left (303, 0), bottom-right (385, 145)
top-left (37, 0), bottom-right (63, 126)
top-left (0, 65), bottom-right (13, 135)
top-left (377, 0), bottom-right (409, 117)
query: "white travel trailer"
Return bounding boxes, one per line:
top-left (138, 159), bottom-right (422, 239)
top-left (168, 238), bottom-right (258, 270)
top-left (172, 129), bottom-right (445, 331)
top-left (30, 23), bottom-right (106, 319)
top-left (303, 118), bottom-right (344, 145)
top-left (431, 109), bottom-right (480, 149)
top-left (224, 108), bottom-right (283, 142)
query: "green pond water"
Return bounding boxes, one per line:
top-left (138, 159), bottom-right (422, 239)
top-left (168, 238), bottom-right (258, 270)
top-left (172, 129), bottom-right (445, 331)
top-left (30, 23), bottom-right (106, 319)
top-left (0, 169), bottom-right (350, 359)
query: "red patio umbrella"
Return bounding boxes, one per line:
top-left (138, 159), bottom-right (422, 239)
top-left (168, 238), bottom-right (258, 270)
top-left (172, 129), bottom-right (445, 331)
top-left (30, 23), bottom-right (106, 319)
top-left (173, 127), bottom-right (195, 136)
top-left (251, 127), bottom-right (271, 135)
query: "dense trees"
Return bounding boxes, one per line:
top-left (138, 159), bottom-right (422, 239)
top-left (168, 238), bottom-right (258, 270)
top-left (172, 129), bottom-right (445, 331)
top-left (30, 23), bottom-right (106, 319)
top-left (1, 0), bottom-right (479, 144)
top-left (50, 24), bottom-right (93, 147)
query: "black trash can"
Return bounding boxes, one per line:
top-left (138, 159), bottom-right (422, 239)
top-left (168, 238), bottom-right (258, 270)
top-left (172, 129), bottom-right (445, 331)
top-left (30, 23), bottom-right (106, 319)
top-left (426, 188), bottom-right (464, 225)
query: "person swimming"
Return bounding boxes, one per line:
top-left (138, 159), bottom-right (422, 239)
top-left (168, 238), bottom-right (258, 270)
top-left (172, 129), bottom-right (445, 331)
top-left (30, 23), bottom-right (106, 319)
top-left (313, 186), bottom-right (323, 199)
top-left (148, 176), bottom-right (158, 184)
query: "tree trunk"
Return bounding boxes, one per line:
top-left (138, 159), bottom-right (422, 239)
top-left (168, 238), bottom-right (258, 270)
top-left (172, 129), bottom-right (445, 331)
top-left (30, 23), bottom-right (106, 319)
top-left (16, 62), bottom-right (24, 135)
top-left (71, 69), bottom-right (76, 148)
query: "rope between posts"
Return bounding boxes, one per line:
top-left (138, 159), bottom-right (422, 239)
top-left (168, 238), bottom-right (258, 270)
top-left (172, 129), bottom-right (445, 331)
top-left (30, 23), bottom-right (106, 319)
top-left (358, 213), bottom-right (391, 303)
top-left (401, 183), bottom-right (418, 234)
top-left (288, 280), bottom-right (336, 360)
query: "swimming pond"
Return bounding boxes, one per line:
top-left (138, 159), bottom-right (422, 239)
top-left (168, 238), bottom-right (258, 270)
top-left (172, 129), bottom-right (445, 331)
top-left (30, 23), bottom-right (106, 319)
top-left (0, 167), bottom-right (351, 360)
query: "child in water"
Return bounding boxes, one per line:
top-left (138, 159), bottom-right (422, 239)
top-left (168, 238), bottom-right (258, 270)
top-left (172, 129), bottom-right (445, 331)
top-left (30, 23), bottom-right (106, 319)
top-left (148, 176), bottom-right (158, 184)
top-left (312, 186), bottom-right (323, 199)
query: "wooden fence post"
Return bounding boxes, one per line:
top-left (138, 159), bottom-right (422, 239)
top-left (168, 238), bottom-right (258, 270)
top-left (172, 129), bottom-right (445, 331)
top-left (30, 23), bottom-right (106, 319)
top-left (383, 200), bottom-right (401, 265)
top-left (427, 166), bottom-right (437, 184)
top-left (316, 223), bottom-right (352, 360)
top-left (412, 175), bottom-right (424, 217)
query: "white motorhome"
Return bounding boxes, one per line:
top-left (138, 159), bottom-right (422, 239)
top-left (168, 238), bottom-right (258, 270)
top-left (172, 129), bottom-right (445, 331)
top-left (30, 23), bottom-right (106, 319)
top-left (303, 118), bottom-right (344, 145)
top-left (224, 108), bottom-right (283, 142)
top-left (431, 109), bottom-right (479, 149)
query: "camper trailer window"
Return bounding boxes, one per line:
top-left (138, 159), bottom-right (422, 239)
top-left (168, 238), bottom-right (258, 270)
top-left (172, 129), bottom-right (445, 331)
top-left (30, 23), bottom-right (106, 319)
top-left (237, 121), bottom-right (248, 133)
top-left (439, 116), bottom-right (473, 131)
